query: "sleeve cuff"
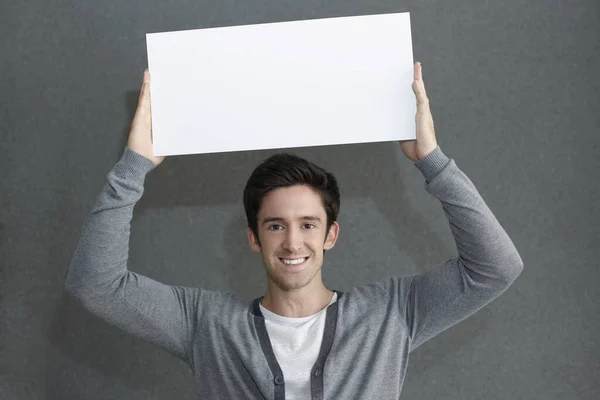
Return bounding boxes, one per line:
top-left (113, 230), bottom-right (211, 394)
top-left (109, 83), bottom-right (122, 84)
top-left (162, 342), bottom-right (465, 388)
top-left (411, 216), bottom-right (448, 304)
top-left (413, 146), bottom-right (451, 183)
top-left (113, 147), bottom-right (157, 179)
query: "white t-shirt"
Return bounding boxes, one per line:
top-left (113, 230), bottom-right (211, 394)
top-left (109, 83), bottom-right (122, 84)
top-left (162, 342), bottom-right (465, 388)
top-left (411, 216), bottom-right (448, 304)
top-left (259, 292), bottom-right (338, 400)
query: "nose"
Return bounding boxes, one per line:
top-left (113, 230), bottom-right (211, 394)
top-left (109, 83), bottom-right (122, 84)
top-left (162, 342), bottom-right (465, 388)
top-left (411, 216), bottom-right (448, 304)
top-left (282, 227), bottom-right (303, 252)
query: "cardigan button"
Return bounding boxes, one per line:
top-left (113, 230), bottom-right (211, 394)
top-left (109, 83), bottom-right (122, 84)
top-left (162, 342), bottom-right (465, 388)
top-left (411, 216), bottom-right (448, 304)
top-left (274, 375), bottom-right (284, 385)
top-left (313, 368), bottom-right (320, 377)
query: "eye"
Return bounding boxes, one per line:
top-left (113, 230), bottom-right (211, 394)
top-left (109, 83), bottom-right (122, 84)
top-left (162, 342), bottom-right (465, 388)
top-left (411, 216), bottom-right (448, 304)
top-left (268, 224), bottom-right (284, 231)
top-left (303, 224), bottom-right (315, 229)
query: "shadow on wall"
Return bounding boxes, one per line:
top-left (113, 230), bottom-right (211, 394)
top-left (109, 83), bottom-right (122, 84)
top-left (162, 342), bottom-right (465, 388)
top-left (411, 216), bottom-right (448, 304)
top-left (47, 292), bottom-right (196, 398)
top-left (119, 86), bottom-right (452, 280)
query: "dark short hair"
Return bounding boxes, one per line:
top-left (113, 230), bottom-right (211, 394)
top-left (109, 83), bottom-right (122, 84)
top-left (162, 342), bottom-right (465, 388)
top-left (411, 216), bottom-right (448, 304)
top-left (243, 153), bottom-right (340, 240)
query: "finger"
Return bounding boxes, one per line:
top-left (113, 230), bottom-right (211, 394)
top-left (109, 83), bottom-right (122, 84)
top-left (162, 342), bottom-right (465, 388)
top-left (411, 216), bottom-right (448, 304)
top-left (412, 65), bottom-right (430, 107)
top-left (138, 71), bottom-right (151, 110)
top-left (413, 80), bottom-right (429, 106)
top-left (414, 61), bottom-right (422, 81)
top-left (138, 69), bottom-right (150, 99)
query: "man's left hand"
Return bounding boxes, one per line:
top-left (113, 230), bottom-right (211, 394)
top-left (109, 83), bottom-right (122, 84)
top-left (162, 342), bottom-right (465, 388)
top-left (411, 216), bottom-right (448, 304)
top-left (400, 62), bottom-right (438, 161)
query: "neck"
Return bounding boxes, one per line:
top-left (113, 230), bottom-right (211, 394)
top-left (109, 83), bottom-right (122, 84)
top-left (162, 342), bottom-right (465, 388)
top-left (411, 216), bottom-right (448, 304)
top-left (261, 281), bottom-right (334, 318)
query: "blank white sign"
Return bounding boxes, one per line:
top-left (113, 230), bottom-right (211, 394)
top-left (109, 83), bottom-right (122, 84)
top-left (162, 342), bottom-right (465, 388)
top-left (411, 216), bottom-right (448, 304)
top-left (146, 12), bottom-right (415, 156)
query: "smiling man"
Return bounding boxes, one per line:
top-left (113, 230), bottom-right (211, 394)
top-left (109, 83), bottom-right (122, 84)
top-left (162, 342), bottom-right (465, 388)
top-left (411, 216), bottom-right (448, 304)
top-left (245, 167), bottom-right (340, 318)
top-left (65, 62), bottom-right (523, 399)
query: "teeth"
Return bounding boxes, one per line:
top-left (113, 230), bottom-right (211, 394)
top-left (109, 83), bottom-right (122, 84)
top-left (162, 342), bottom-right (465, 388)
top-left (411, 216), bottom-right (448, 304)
top-left (281, 257), bottom-right (306, 265)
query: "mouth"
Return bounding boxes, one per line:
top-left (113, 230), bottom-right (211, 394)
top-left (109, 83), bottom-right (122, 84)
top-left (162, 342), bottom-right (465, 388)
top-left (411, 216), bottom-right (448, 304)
top-left (278, 256), bottom-right (310, 267)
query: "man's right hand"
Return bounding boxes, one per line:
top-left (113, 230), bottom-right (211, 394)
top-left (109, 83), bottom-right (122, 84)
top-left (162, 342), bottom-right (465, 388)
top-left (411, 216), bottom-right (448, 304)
top-left (126, 69), bottom-right (165, 167)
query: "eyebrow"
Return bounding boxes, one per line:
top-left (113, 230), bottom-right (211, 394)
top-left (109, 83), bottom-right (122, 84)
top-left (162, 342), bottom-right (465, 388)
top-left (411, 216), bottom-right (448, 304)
top-left (261, 216), bottom-right (322, 226)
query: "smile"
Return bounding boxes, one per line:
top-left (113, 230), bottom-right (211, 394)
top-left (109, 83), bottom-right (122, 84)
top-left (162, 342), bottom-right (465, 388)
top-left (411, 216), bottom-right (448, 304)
top-left (278, 257), bottom-right (309, 266)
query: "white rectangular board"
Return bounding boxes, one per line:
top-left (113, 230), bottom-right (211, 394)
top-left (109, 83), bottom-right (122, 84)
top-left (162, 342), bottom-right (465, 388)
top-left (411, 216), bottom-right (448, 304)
top-left (146, 12), bottom-right (415, 156)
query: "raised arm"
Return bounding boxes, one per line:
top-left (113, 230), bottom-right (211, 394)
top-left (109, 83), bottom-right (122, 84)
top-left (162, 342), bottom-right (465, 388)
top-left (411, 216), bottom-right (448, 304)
top-left (64, 71), bottom-right (208, 364)
top-left (391, 63), bottom-right (523, 351)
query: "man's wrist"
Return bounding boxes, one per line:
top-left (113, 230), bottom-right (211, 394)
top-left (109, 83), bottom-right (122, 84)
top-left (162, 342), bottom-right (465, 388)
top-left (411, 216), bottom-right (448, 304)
top-left (413, 146), bottom-right (450, 183)
top-left (115, 147), bottom-right (157, 179)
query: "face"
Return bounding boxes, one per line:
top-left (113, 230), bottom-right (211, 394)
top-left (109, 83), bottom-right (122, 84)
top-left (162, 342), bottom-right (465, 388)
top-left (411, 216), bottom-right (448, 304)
top-left (247, 185), bottom-right (339, 293)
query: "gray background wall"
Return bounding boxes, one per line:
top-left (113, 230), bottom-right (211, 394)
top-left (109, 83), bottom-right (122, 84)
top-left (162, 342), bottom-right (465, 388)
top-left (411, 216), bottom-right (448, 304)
top-left (1, 0), bottom-right (598, 399)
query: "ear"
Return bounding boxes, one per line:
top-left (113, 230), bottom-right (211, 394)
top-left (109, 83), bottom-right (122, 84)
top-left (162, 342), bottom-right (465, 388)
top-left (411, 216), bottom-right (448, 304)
top-left (247, 226), bottom-right (261, 253)
top-left (323, 221), bottom-right (340, 251)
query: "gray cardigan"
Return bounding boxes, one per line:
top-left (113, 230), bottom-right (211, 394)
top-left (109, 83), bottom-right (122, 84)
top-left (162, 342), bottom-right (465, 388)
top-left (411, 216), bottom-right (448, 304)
top-left (65, 146), bottom-right (523, 399)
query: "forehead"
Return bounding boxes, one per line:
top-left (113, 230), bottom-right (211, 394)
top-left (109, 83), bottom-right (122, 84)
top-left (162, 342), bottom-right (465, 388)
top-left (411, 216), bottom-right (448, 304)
top-left (258, 185), bottom-right (326, 219)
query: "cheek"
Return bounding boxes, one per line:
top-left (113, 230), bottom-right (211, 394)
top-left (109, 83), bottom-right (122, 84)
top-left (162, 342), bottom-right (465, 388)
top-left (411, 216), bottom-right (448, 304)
top-left (307, 234), bottom-right (326, 250)
top-left (260, 235), bottom-right (282, 253)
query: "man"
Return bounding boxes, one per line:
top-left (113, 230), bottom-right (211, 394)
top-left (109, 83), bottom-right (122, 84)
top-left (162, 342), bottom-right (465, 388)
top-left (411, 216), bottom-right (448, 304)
top-left (65, 62), bottom-right (523, 399)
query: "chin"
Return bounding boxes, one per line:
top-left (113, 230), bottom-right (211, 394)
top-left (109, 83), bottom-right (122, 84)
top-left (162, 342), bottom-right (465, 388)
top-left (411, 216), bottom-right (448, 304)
top-left (277, 270), bottom-right (320, 291)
